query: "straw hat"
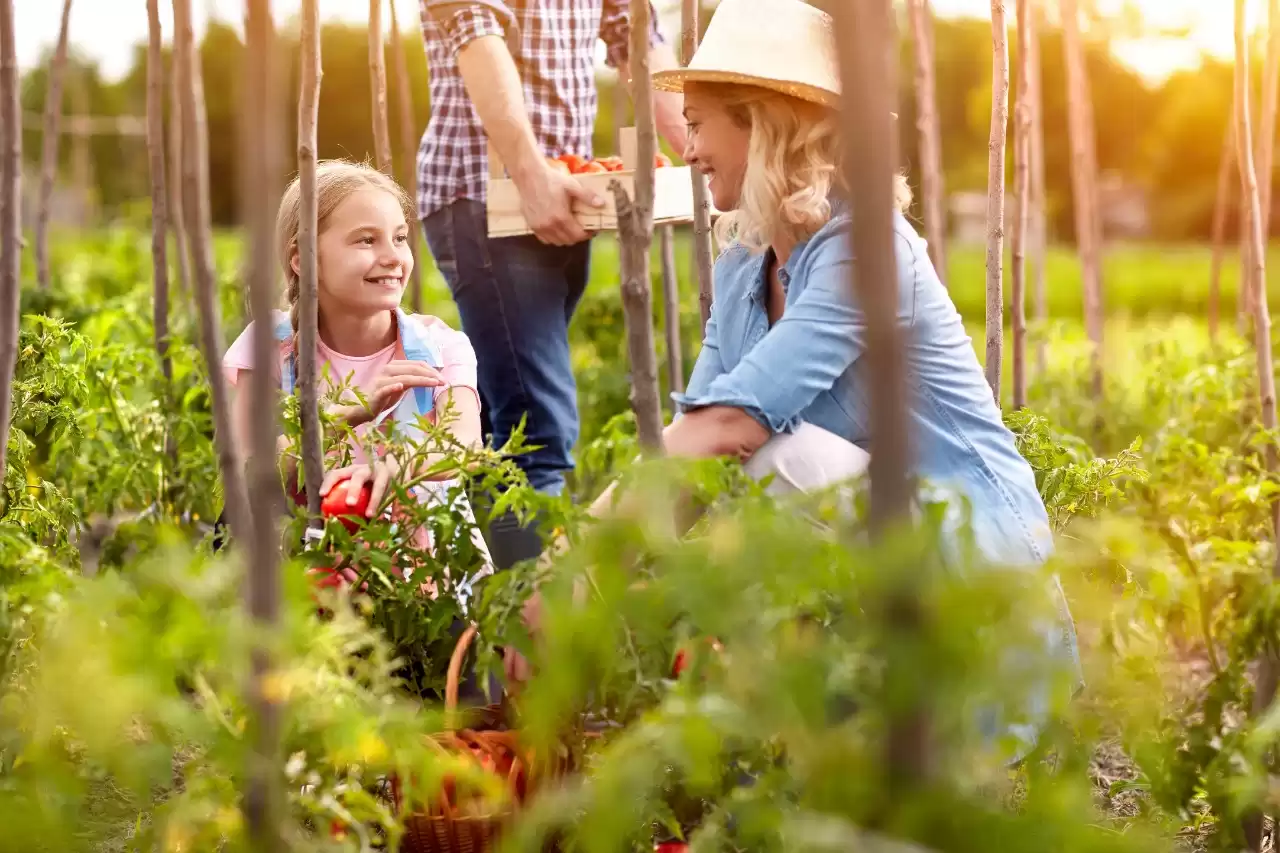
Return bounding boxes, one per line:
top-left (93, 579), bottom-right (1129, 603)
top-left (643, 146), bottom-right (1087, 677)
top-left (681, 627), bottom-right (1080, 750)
top-left (652, 0), bottom-right (840, 108)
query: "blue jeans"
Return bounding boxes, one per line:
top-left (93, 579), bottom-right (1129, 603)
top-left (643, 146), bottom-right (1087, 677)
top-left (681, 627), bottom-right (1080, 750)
top-left (422, 200), bottom-right (590, 566)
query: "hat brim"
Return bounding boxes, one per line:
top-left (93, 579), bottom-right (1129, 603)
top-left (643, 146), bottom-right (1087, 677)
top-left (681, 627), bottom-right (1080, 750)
top-left (652, 68), bottom-right (898, 119)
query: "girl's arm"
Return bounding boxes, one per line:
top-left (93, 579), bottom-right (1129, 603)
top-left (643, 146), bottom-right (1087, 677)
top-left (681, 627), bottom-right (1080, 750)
top-left (411, 387), bottom-right (484, 481)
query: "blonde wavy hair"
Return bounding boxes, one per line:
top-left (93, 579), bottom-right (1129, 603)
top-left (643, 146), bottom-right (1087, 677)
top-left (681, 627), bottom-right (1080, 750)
top-left (274, 159), bottom-right (415, 353)
top-left (695, 82), bottom-right (912, 253)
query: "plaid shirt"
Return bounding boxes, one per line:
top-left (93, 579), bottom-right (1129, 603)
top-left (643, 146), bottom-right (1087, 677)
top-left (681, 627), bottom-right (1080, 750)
top-left (415, 0), bottom-right (664, 222)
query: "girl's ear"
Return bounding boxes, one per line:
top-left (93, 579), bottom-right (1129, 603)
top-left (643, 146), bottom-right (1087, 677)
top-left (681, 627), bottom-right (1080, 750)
top-left (289, 244), bottom-right (301, 278)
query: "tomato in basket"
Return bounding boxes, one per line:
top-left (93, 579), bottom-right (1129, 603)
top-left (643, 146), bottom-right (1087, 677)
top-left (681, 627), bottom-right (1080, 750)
top-left (558, 153), bottom-right (588, 173)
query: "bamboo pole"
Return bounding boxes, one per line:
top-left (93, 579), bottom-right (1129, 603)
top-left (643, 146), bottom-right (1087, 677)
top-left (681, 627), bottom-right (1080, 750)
top-left (984, 0), bottom-right (1009, 404)
top-left (369, 0), bottom-right (394, 175)
top-left (297, 0), bottom-right (324, 523)
top-left (387, 0), bottom-right (423, 313)
top-left (681, 0), bottom-right (715, 334)
top-left (242, 0), bottom-right (285, 848)
top-left (612, 0), bottom-right (663, 451)
top-left (168, 65), bottom-right (191, 298)
top-left (907, 0), bottom-right (947, 284)
top-left (1209, 124), bottom-right (1234, 345)
top-left (0, 0), bottom-right (19, 480)
top-left (145, 0), bottom-right (173, 398)
top-left (34, 0), bottom-right (73, 292)
top-left (173, 0), bottom-right (251, 544)
top-left (1028, 0), bottom-right (1047, 377)
top-left (1061, 0), bottom-right (1104, 408)
top-left (1011, 0), bottom-right (1030, 409)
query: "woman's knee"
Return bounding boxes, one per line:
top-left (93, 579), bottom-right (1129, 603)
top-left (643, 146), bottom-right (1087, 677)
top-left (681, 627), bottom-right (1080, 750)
top-left (743, 422), bottom-right (870, 495)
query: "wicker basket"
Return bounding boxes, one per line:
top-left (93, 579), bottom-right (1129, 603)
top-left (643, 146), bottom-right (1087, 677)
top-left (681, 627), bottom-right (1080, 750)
top-left (392, 624), bottom-right (571, 853)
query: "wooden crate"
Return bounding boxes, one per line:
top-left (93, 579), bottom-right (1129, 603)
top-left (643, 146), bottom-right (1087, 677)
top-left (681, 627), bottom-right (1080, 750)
top-left (485, 127), bottom-right (708, 239)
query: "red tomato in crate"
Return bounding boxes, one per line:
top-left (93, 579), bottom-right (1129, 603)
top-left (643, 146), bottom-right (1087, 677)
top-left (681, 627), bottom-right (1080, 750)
top-left (597, 156), bottom-right (625, 172)
top-left (558, 153), bottom-right (588, 173)
top-left (577, 161), bottom-right (608, 174)
top-left (655, 153), bottom-right (673, 168)
top-left (320, 479), bottom-right (373, 532)
top-left (546, 157), bottom-right (572, 175)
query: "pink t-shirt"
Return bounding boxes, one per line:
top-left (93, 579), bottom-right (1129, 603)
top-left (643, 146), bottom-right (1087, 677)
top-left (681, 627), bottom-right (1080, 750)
top-left (222, 314), bottom-right (479, 466)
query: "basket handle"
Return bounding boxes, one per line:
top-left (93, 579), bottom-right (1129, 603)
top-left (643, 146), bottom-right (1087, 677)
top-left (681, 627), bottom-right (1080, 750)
top-left (445, 622), bottom-right (478, 718)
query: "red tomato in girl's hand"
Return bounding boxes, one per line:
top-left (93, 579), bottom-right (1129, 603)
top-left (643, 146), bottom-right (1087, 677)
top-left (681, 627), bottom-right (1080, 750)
top-left (655, 843), bottom-right (688, 852)
top-left (320, 479), bottom-right (373, 532)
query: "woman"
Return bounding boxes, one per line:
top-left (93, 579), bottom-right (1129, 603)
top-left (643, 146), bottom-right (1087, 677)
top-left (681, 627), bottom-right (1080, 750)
top-left (528, 0), bottom-right (1082, 753)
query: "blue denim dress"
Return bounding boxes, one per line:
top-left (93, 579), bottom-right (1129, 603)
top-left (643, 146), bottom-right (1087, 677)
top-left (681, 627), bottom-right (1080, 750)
top-left (672, 207), bottom-right (1083, 757)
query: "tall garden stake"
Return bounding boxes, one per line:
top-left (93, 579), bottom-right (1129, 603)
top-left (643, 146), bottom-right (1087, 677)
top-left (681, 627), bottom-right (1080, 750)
top-left (1029, 0), bottom-right (1047, 376)
top-left (681, 0), bottom-right (715, 333)
top-left (612, 0), bottom-right (664, 451)
top-left (388, 0), bottom-right (423, 313)
top-left (1010, 0), bottom-right (1030, 409)
top-left (297, 0), bottom-right (324, 523)
top-left (984, 0), bottom-right (1009, 403)
top-left (168, 67), bottom-right (191, 299)
top-left (833, 0), bottom-right (921, 797)
top-left (173, 0), bottom-right (250, 544)
top-left (1209, 125), bottom-right (1233, 346)
top-left (1061, 0), bottom-right (1104, 411)
top-left (0, 0), bottom-right (18, 479)
top-left (1236, 0), bottom-right (1280, 848)
top-left (34, 0), bottom-right (73, 292)
top-left (242, 1), bottom-right (285, 848)
top-left (144, 0), bottom-right (173, 456)
top-left (369, 0), bottom-right (394, 175)
top-left (1255, 0), bottom-right (1280, 317)
top-left (660, 224), bottom-right (683, 396)
top-left (907, 0), bottom-right (947, 283)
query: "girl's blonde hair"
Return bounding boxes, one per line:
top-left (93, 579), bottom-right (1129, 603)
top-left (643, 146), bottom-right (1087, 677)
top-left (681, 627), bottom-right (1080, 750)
top-left (695, 82), bottom-right (912, 253)
top-left (275, 159), bottom-right (415, 352)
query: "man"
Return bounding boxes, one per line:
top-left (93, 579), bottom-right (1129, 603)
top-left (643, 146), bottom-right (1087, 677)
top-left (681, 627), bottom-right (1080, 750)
top-left (416, 0), bottom-right (688, 568)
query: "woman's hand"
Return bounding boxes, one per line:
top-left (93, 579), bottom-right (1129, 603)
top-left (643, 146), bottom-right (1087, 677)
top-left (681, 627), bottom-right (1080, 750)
top-left (334, 361), bottom-right (446, 428)
top-left (318, 453), bottom-right (402, 518)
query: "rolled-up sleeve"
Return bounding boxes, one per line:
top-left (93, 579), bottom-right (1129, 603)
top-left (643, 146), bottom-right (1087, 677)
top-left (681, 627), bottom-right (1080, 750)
top-left (672, 256), bottom-right (870, 435)
top-left (599, 0), bottom-right (665, 70)
top-left (424, 0), bottom-right (516, 55)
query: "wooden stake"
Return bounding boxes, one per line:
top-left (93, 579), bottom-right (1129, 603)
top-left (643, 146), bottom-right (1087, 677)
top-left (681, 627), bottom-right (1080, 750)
top-left (298, 0), bottom-right (324, 523)
top-left (242, 0), bottom-right (285, 849)
top-left (34, 0), bottom-right (72, 292)
top-left (369, 0), bottom-right (394, 175)
top-left (1209, 124), bottom-right (1234, 345)
top-left (613, 0), bottom-right (663, 451)
top-left (1061, 0), bottom-right (1104, 408)
top-left (1011, 0), bottom-right (1030, 409)
top-left (0, 0), bottom-right (19, 480)
top-left (145, 0), bottom-right (173, 398)
top-left (1235, 1), bottom-right (1280, 846)
top-left (907, 0), bottom-right (947, 284)
top-left (681, 0), bottom-right (715, 334)
top-left (173, 0), bottom-right (250, 544)
top-left (660, 224), bottom-right (684, 397)
top-left (387, 0), bottom-right (423, 313)
top-left (984, 0), bottom-right (1009, 404)
top-left (168, 63), bottom-right (191, 298)
top-left (1028, 0), bottom-right (1047, 377)
top-left (1255, 0), bottom-right (1280, 320)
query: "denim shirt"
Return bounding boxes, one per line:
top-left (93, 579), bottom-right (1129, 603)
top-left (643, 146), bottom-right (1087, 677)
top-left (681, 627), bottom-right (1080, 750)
top-left (672, 208), bottom-right (1054, 570)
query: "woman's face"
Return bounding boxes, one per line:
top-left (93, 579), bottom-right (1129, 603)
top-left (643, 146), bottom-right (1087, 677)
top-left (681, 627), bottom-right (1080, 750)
top-left (305, 186), bottom-right (414, 319)
top-left (682, 85), bottom-right (752, 212)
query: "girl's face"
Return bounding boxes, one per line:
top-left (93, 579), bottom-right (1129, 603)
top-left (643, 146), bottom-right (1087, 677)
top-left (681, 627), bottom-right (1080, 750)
top-left (305, 186), bottom-right (414, 319)
top-left (682, 86), bottom-right (752, 212)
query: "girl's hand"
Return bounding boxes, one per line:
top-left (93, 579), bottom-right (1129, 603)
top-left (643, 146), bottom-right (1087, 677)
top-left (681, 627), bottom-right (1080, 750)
top-left (364, 360), bottom-right (446, 421)
top-left (319, 454), bottom-right (402, 519)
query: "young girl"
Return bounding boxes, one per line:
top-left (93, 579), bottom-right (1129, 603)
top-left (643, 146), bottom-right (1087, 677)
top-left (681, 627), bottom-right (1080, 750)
top-left (222, 159), bottom-right (493, 585)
